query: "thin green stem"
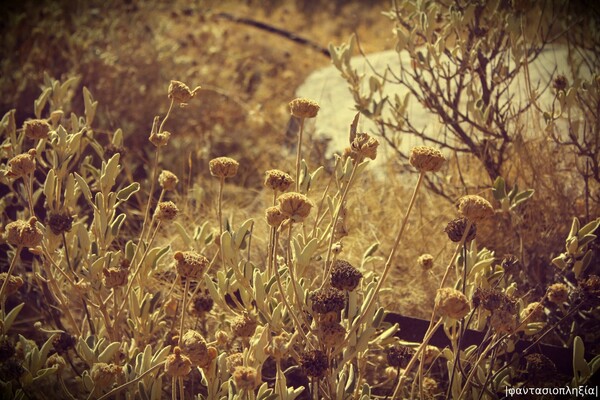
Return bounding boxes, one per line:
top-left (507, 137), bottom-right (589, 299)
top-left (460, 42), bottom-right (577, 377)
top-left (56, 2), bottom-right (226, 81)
top-left (218, 177), bottom-right (225, 268)
top-left (179, 279), bottom-right (190, 345)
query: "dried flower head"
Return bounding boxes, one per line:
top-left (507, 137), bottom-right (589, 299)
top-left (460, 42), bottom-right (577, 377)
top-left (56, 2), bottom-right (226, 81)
top-left (444, 217), bottom-right (477, 243)
top-left (23, 119), bottom-right (50, 140)
top-left (579, 275), bottom-right (600, 308)
top-left (265, 206), bottom-right (286, 228)
top-left (154, 201), bottom-right (179, 222)
top-left (190, 291), bottom-right (214, 317)
top-left (5, 217), bottom-right (43, 248)
top-left (173, 251), bottom-right (209, 280)
top-left (45, 353), bottom-right (66, 372)
top-left (472, 287), bottom-right (512, 312)
top-left (350, 132), bottom-right (379, 161)
top-left (226, 352), bottom-right (244, 373)
top-left (264, 169), bottom-right (294, 192)
top-left (409, 146), bottom-right (446, 172)
top-left (422, 377), bottom-right (442, 399)
top-left (47, 211), bottom-right (74, 235)
top-left (289, 98), bottom-right (320, 118)
top-left (6, 149), bottom-right (36, 179)
top-left (524, 353), bottom-right (556, 380)
top-left (0, 273), bottom-right (23, 298)
top-left (267, 332), bottom-right (291, 360)
top-left (90, 363), bottom-right (122, 386)
top-left (168, 80), bottom-right (200, 105)
top-left (181, 330), bottom-right (214, 368)
top-left (209, 157), bottom-right (239, 178)
top-left (102, 266), bottom-right (128, 289)
top-left (547, 283), bottom-right (569, 305)
top-left (318, 321), bottom-right (346, 347)
top-left (232, 366), bottom-right (259, 391)
top-left (330, 260), bottom-right (362, 291)
top-left (277, 192), bottom-right (313, 222)
top-left (300, 350), bottom-right (328, 378)
top-left (501, 254), bottom-right (521, 275)
top-left (158, 170), bottom-right (179, 191)
top-left (435, 288), bottom-right (470, 319)
top-left (490, 309), bottom-right (517, 334)
top-left (552, 74), bottom-right (568, 91)
top-left (417, 254), bottom-right (434, 270)
top-left (165, 347), bottom-right (192, 377)
top-left (310, 287), bottom-right (346, 314)
top-left (232, 315), bottom-right (257, 338)
top-left (458, 195), bottom-right (494, 223)
top-left (386, 345), bottom-right (414, 368)
top-left (149, 131), bottom-right (171, 147)
top-left (521, 302), bottom-right (544, 323)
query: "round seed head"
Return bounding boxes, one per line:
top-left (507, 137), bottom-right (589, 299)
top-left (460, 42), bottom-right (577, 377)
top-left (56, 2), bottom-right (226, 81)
top-left (268, 332), bottom-right (290, 360)
top-left (149, 131), bottom-right (171, 147)
top-left (90, 363), bottom-right (122, 387)
top-left (265, 206), bottom-right (286, 228)
top-left (547, 283), bottom-right (569, 305)
top-left (23, 119), bottom-right (50, 140)
top-left (45, 353), bottom-right (66, 373)
top-left (158, 170), bottom-right (179, 191)
top-left (289, 98), bottom-right (320, 118)
top-left (409, 146), bottom-right (446, 172)
top-left (264, 169), bottom-right (294, 192)
top-left (552, 74), bottom-right (568, 91)
top-left (154, 201), bottom-right (179, 222)
top-left (300, 350), bottom-right (328, 378)
top-left (173, 251), bottom-right (209, 280)
top-left (232, 315), bottom-right (257, 338)
top-left (5, 217), bottom-right (43, 247)
top-left (417, 254), bottom-right (434, 270)
top-left (189, 291), bottom-right (214, 317)
top-left (318, 321), bottom-right (346, 347)
top-left (181, 330), bottom-right (213, 368)
top-left (458, 195), bottom-right (494, 223)
top-left (521, 301), bottom-right (544, 323)
top-left (7, 150), bottom-right (36, 179)
top-left (0, 273), bottom-right (23, 298)
top-left (422, 377), bottom-right (442, 399)
top-left (165, 347), bottom-right (192, 377)
top-left (444, 217), bottom-right (476, 243)
top-left (209, 157), bottom-right (239, 178)
top-left (330, 260), bottom-right (362, 291)
top-left (226, 352), bottom-right (244, 373)
top-left (490, 309), bottom-right (517, 334)
top-left (102, 267), bottom-right (128, 289)
top-left (350, 132), bottom-right (379, 161)
top-left (47, 211), bottom-right (74, 235)
top-left (232, 366), bottom-right (259, 391)
top-left (435, 288), bottom-right (470, 319)
top-left (524, 353), bottom-right (556, 379)
top-left (310, 287), bottom-right (346, 314)
top-left (277, 192), bottom-right (313, 222)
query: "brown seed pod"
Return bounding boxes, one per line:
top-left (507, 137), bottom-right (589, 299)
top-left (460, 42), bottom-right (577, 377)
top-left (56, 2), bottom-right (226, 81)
top-left (264, 169), bottom-right (294, 192)
top-left (209, 157), bottom-right (239, 179)
top-left (521, 301), bottom-right (544, 323)
top-left (90, 362), bottom-right (122, 386)
top-left (6, 150), bottom-right (36, 179)
top-left (47, 211), bottom-right (74, 235)
top-left (154, 201), bottom-right (179, 222)
top-left (149, 131), bottom-right (171, 147)
top-left (300, 349), bottom-right (328, 378)
top-left (444, 217), bottom-right (477, 243)
top-left (435, 288), bottom-right (470, 319)
top-left (277, 192), bottom-right (313, 222)
top-left (458, 195), bottom-right (494, 223)
top-left (180, 330), bottom-right (214, 368)
top-left (265, 206), bottom-right (286, 228)
top-left (490, 309), bottom-right (517, 334)
top-left (23, 119), bottom-right (50, 140)
top-left (330, 260), bottom-right (362, 291)
top-left (350, 132), bottom-right (379, 161)
top-left (232, 366), bottom-right (260, 391)
top-left (5, 217), bottom-right (43, 248)
top-left (158, 170), bottom-right (179, 191)
top-left (231, 315), bottom-right (257, 338)
top-left (417, 254), bottom-right (434, 270)
top-left (102, 267), bottom-right (128, 289)
top-left (409, 146), bottom-right (446, 172)
top-left (168, 80), bottom-right (200, 105)
top-left (173, 251), bottom-right (209, 280)
top-left (289, 98), bottom-right (320, 118)
top-left (547, 283), bottom-right (569, 305)
top-left (318, 321), bottom-right (346, 347)
top-left (0, 273), bottom-right (23, 298)
top-left (165, 347), bottom-right (192, 377)
top-left (310, 287), bottom-right (346, 315)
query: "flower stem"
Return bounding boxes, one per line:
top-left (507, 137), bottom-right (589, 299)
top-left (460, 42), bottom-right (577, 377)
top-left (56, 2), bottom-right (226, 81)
top-left (179, 279), bottom-right (190, 346)
top-left (0, 246), bottom-right (22, 320)
top-left (295, 117), bottom-right (305, 192)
